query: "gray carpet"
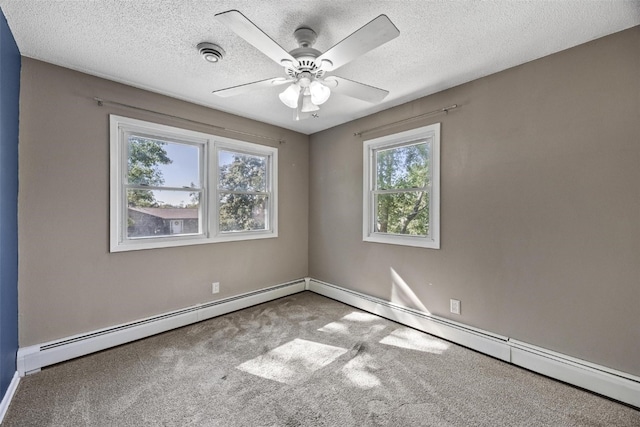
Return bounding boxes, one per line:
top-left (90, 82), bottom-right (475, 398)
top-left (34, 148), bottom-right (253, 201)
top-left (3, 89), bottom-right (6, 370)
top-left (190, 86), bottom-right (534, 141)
top-left (4, 292), bottom-right (639, 426)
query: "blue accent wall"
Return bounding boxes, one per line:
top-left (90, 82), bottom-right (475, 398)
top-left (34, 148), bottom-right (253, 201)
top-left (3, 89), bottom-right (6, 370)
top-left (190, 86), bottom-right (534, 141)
top-left (0, 8), bottom-right (20, 399)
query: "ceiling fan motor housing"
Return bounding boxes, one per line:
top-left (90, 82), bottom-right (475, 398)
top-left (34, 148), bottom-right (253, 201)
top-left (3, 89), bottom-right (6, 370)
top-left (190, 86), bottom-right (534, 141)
top-left (286, 47), bottom-right (325, 80)
top-left (284, 27), bottom-right (326, 80)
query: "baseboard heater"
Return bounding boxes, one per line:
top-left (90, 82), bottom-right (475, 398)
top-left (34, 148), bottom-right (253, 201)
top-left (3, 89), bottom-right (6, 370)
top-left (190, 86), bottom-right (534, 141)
top-left (307, 278), bottom-right (640, 409)
top-left (509, 339), bottom-right (640, 409)
top-left (17, 279), bottom-right (306, 375)
top-left (307, 279), bottom-right (511, 361)
top-left (16, 277), bottom-right (640, 409)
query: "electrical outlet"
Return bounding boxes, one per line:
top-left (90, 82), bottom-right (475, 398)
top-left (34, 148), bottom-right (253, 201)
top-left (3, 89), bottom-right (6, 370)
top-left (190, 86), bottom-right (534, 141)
top-left (212, 282), bottom-right (220, 294)
top-left (450, 299), bottom-right (461, 315)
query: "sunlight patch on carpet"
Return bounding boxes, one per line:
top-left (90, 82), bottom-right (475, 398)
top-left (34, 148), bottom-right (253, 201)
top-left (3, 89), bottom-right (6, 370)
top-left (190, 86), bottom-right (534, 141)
top-left (236, 338), bottom-right (348, 384)
top-left (341, 352), bottom-right (381, 389)
top-left (379, 327), bottom-right (450, 354)
top-left (318, 311), bottom-right (386, 335)
top-left (342, 312), bottom-right (380, 322)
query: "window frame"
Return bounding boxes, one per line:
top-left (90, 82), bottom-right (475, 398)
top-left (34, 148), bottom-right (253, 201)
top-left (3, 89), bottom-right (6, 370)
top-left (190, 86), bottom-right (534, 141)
top-left (110, 115), bottom-right (278, 252)
top-left (362, 123), bottom-right (440, 249)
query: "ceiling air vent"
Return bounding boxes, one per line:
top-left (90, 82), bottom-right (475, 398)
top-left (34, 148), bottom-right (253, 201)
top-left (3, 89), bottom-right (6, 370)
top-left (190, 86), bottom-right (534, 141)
top-left (197, 43), bottom-right (225, 63)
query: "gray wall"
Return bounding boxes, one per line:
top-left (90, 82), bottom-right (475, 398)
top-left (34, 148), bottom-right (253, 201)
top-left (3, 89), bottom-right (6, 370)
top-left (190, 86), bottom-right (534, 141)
top-left (18, 59), bottom-right (309, 346)
top-left (309, 26), bottom-right (640, 376)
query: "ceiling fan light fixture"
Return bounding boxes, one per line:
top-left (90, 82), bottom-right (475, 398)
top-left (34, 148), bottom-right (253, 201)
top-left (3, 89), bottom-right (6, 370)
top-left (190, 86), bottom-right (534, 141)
top-left (309, 80), bottom-right (331, 105)
top-left (213, 10), bottom-right (400, 121)
top-left (301, 95), bottom-right (320, 113)
top-left (279, 83), bottom-right (301, 108)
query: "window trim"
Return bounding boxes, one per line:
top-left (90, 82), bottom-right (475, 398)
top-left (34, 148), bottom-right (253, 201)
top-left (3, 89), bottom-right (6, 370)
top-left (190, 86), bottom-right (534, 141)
top-left (110, 115), bottom-right (278, 252)
top-left (362, 123), bottom-right (440, 249)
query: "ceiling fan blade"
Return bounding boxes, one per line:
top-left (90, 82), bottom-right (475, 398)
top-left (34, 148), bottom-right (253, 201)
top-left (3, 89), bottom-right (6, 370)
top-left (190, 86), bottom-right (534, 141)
top-left (213, 77), bottom-right (291, 97)
top-left (215, 10), bottom-right (298, 67)
top-left (316, 15), bottom-right (399, 72)
top-left (324, 76), bottom-right (389, 103)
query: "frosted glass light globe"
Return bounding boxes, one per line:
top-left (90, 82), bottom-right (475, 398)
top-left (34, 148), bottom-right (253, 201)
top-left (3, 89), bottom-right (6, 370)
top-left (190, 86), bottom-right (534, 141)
top-left (278, 84), bottom-right (301, 108)
top-left (309, 80), bottom-right (330, 105)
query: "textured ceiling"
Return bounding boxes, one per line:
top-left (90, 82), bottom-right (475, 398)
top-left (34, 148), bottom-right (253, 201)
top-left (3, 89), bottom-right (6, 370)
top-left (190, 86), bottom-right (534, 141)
top-left (1, 1), bottom-right (639, 135)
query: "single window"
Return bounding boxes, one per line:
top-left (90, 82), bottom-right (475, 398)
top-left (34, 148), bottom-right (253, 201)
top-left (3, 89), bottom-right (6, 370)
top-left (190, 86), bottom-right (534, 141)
top-left (363, 123), bottom-right (440, 249)
top-left (213, 141), bottom-right (277, 240)
top-left (110, 115), bottom-right (277, 252)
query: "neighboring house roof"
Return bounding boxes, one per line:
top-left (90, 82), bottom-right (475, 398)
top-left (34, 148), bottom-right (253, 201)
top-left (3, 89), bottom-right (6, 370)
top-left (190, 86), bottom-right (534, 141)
top-left (128, 207), bottom-right (198, 220)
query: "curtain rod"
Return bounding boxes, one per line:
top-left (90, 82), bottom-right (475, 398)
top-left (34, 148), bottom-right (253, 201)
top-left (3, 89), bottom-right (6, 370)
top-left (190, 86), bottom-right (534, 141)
top-left (354, 104), bottom-right (459, 137)
top-left (93, 97), bottom-right (285, 144)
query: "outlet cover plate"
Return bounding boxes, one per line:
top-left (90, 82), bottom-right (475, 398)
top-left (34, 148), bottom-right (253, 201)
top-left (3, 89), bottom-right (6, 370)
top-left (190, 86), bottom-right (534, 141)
top-left (450, 299), bottom-right (461, 315)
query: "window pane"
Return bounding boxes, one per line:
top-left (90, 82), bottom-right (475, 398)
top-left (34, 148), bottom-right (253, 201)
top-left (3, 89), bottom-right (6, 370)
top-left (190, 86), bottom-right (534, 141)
top-left (375, 191), bottom-right (429, 236)
top-left (218, 150), bottom-right (267, 191)
top-left (128, 136), bottom-right (200, 188)
top-left (376, 142), bottom-right (430, 190)
top-left (219, 193), bottom-right (268, 232)
top-left (127, 189), bottom-right (200, 238)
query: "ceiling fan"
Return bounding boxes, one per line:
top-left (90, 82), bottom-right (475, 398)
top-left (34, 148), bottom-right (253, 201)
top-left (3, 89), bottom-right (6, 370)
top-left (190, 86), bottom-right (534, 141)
top-left (212, 10), bottom-right (400, 120)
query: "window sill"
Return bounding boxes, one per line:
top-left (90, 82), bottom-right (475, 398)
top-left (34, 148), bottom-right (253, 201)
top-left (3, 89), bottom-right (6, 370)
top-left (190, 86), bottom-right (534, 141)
top-left (363, 233), bottom-right (440, 249)
top-left (110, 231), bottom-right (278, 252)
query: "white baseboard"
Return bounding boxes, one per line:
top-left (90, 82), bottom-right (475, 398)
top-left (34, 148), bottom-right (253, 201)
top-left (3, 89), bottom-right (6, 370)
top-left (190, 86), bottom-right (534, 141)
top-left (17, 279), bottom-right (306, 376)
top-left (307, 278), bottom-right (640, 409)
top-left (0, 371), bottom-right (20, 424)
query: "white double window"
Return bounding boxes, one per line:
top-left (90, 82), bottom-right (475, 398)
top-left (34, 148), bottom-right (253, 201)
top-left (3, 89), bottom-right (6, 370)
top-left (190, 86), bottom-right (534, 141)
top-left (110, 115), bottom-right (277, 252)
top-left (363, 123), bottom-right (440, 249)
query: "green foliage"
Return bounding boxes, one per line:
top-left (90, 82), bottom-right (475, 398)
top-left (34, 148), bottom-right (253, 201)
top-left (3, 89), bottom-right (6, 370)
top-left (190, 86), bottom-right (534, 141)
top-left (218, 153), bottom-right (267, 231)
top-left (376, 143), bottom-right (430, 235)
top-left (127, 137), bottom-right (172, 207)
